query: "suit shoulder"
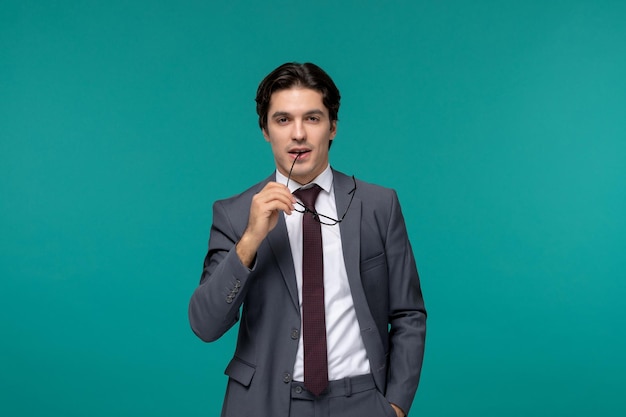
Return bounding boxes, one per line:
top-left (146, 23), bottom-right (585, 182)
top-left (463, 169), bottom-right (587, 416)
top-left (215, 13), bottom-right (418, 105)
top-left (353, 177), bottom-right (399, 205)
top-left (354, 177), bottom-right (396, 194)
top-left (333, 169), bottom-right (395, 195)
top-left (332, 169), bottom-right (399, 209)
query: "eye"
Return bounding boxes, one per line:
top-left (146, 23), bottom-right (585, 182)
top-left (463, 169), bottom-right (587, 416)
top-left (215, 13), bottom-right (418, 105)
top-left (276, 117), bottom-right (289, 124)
top-left (306, 115), bottom-right (320, 122)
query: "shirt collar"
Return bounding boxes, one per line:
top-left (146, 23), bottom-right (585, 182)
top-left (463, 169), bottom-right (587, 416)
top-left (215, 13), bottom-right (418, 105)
top-left (275, 164), bottom-right (333, 194)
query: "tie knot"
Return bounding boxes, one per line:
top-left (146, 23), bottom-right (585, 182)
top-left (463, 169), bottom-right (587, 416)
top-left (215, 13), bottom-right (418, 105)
top-left (293, 184), bottom-right (322, 209)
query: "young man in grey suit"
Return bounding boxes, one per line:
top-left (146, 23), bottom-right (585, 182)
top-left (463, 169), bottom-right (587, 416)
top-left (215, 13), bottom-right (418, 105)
top-left (189, 62), bottom-right (426, 417)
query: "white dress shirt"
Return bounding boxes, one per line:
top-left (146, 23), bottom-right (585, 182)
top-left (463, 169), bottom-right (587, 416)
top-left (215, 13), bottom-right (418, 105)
top-left (276, 165), bottom-right (370, 382)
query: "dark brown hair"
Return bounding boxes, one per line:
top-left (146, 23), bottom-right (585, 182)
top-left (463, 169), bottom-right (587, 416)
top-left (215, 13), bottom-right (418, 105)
top-left (255, 62), bottom-right (341, 131)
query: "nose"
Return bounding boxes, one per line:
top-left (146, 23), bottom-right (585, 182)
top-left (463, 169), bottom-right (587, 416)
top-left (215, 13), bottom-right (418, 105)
top-left (291, 120), bottom-right (306, 141)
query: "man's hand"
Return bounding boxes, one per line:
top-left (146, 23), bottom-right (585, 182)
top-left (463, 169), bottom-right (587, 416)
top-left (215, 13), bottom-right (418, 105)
top-left (391, 403), bottom-right (406, 417)
top-left (236, 182), bottom-right (295, 267)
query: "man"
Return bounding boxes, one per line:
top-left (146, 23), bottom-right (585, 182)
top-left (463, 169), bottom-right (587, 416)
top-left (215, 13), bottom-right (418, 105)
top-left (189, 62), bottom-right (426, 417)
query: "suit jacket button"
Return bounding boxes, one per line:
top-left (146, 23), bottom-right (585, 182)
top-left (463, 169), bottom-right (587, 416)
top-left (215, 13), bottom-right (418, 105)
top-left (295, 386), bottom-right (303, 394)
top-left (291, 329), bottom-right (299, 340)
top-left (226, 295), bottom-right (233, 304)
top-left (283, 373), bottom-right (291, 383)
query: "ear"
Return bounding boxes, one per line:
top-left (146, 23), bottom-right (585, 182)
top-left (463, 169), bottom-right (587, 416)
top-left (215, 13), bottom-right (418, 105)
top-left (329, 120), bottom-right (337, 140)
top-left (262, 127), bottom-right (270, 142)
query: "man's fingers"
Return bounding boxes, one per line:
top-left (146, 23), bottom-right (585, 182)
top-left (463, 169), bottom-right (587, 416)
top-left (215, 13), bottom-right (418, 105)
top-left (252, 183), bottom-right (296, 214)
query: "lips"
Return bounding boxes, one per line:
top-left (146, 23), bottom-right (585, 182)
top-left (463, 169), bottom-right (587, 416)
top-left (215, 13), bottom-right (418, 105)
top-left (288, 149), bottom-right (311, 158)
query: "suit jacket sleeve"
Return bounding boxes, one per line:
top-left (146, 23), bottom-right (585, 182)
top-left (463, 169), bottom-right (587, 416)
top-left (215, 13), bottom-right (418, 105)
top-left (188, 198), bottom-right (252, 342)
top-left (384, 190), bottom-right (427, 414)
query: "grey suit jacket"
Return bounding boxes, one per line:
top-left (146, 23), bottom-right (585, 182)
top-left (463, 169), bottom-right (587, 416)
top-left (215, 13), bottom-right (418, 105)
top-left (189, 169), bottom-right (426, 416)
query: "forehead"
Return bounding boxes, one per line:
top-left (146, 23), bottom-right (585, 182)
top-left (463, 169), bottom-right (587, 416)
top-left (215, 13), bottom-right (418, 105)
top-left (268, 87), bottom-right (328, 114)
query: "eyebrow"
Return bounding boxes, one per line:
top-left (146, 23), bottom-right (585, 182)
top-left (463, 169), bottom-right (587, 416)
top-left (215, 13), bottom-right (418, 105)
top-left (270, 109), bottom-right (326, 118)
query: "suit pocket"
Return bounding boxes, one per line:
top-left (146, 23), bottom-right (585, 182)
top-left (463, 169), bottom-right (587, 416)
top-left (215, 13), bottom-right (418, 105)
top-left (224, 356), bottom-right (256, 387)
top-left (375, 390), bottom-right (398, 417)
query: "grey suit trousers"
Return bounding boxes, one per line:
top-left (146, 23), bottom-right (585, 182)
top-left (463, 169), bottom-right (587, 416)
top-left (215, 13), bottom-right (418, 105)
top-left (290, 374), bottom-right (396, 417)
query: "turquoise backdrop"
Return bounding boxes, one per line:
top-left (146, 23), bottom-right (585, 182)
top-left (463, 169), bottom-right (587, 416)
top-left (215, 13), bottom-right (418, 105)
top-left (2, 1), bottom-right (625, 416)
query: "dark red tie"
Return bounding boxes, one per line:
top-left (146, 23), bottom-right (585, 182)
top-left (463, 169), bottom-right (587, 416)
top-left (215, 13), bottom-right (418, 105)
top-left (293, 184), bottom-right (328, 396)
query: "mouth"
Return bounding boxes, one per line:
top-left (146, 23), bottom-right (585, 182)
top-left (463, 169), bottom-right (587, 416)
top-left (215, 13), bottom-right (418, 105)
top-left (288, 149), bottom-right (311, 159)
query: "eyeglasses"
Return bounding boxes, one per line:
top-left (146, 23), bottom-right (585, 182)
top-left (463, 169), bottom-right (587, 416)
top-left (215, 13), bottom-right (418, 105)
top-left (286, 153), bottom-right (357, 226)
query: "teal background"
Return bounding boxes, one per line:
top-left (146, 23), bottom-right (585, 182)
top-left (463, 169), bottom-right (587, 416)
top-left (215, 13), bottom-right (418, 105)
top-left (2, 1), bottom-right (625, 416)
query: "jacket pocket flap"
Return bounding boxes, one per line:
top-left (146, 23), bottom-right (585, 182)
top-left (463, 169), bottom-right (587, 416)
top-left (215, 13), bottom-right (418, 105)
top-left (224, 357), bottom-right (256, 387)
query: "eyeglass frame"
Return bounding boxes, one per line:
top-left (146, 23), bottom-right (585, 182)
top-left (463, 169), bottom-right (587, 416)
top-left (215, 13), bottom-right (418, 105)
top-left (286, 153), bottom-right (357, 226)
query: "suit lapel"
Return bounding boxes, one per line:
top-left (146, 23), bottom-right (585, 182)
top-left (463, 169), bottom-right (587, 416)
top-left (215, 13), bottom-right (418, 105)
top-left (334, 170), bottom-right (362, 284)
top-left (334, 170), bottom-right (387, 390)
top-left (254, 173), bottom-right (299, 312)
top-left (267, 216), bottom-right (300, 312)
